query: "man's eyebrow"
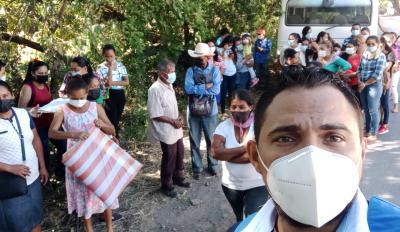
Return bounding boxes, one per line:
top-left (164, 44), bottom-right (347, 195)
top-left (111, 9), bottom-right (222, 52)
top-left (319, 123), bottom-right (351, 132)
top-left (267, 125), bottom-right (301, 136)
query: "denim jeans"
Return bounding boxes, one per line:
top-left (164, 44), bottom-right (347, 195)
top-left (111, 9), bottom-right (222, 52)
top-left (222, 185), bottom-right (268, 222)
top-left (37, 127), bottom-right (67, 176)
top-left (380, 89), bottom-right (390, 125)
top-left (360, 82), bottom-right (383, 135)
top-left (236, 72), bottom-right (251, 90)
top-left (220, 74), bottom-right (237, 114)
top-left (188, 114), bottom-right (218, 173)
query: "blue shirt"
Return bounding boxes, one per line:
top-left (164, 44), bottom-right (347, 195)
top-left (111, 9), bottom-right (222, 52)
top-left (357, 51), bottom-right (387, 82)
top-left (184, 65), bottom-right (221, 116)
top-left (253, 38), bottom-right (272, 64)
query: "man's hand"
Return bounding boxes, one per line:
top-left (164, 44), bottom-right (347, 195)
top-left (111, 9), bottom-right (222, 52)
top-left (206, 83), bottom-right (213, 89)
top-left (358, 82), bottom-right (366, 93)
top-left (170, 118), bottom-right (183, 129)
top-left (257, 47), bottom-right (264, 52)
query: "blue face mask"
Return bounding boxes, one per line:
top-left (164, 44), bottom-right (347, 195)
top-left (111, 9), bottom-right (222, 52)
top-left (167, 72), bottom-right (176, 84)
top-left (367, 46), bottom-right (378, 53)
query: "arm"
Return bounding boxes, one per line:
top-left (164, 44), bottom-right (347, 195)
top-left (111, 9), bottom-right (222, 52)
top-left (211, 134), bottom-right (246, 161)
top-left (369, 55), bottom-right (387, 83)
top-left (18, 85), bottom-right (32, 109)
top-left (32, 128), bottom-right (48, 184)
top-left (48, 109), bottom-right (79, 140)
top-left (109, 75), bottom-right (129, 87)
top-left (336, 58), bottom-right (352, 72)
top-left (96, 104), bottom-right (116, 136)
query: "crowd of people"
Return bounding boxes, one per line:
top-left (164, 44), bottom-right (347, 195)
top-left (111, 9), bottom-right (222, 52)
top-left (0, 44), bottom-right (128, 232)
top-left (1, 22), bottom-right (400, 231)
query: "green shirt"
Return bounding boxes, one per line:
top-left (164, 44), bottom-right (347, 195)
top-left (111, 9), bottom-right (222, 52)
top-left (323, 57), bottom-right (352, 74)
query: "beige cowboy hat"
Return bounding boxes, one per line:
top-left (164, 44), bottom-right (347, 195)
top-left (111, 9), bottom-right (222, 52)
top-left (188, 43), bottom-right (216, 58)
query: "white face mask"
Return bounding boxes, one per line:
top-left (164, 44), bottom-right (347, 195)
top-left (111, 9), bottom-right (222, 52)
top-left (257, 35), bottom-right (264, 40)
top-left (318, 50), bottom-right (327, 58)
top-left (363, 34), bottom-right (370, 41)
top-left (305, 32), bottom-right (312, 39)
top-left (71, 71), bottom-right (81, 77)
top-left (300, 45), bottom-right (308, 52)
top-left (346, 47), bottom-right (355, 55)
top-left (288, 39), bottom-right (296, 46)
top-left (69, 99), bottom-right (87, 108)
top-left (167, 72), bottom-right (176, 84)
top-left (0, 75), bottom-right (5, 81)
top-left (351, 29), bottom-right (360, 36)
top-left (334, 50), bottom-right (341, 56)
top-left (367, 45), bottom-right (378, 53)
top-left (257, 145), bottom-right (360, 228)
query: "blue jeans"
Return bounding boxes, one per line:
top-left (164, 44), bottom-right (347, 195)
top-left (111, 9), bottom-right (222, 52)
top-left (236, 72), bottom-right (251, 90)
top-left (188, 114), bottom-right (218, 173)
top-left (360, 82), bottom-right (383, 135)
top-left (220, 74), bottom-right (237, 114)
top-left (380, 89), bottom-right (390, 125)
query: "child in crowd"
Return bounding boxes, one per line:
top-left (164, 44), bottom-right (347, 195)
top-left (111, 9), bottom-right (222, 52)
top-left (241, 33), bottom-right (259, 87)
top-left (49, 78), bottom-right (118, 232)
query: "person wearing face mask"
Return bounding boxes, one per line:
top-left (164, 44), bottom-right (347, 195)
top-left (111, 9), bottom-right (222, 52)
top-left (357, 36), bottom-right (387, 142)
top-left (316, 31), bottom-right (335, 45)
top-left (361, 27), bottom-right (370, 41)
top-left (280, 33), bottom-right (305, 66)
top-left (0, 60), bottom-right (6, 81)
top-left (18, 60), bottom-right (67, 178)
top-left (82, 72), bottom-right (104, 104)
top-left (212, 89), bottom-right (268, 222)
top-left (220, 36), bottom-right (237, 115)
top-left (240, 33), bottom-right (259, 88)
top-left (254, 28), bottom-right (272, 86)
top-left (318, 42), bottom-right (351, 74)
top-left (49, 78), bottom-right (118, 232)
top-left (341, 41), bottom-right (362, 98)
top-left (147, 59), bottom-right (190, 198)
top-left (231, 67), bottom-right (400, 232)
top-left (391, 35), bottom-right (400, 113)
top-left (342, 23), bottom-right (361, 49)
top-left (185, 42), bottom-right (221, 180)
top-left (301, 26), bottom-right (313, 41)
top-left (59, 56), bottom-right (103, 98)
top-left (0, 80), bottom-right (48, 232)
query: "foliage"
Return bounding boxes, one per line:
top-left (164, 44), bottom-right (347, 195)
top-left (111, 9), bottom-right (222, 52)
top-left (0, 0), bottom-right (281, 142)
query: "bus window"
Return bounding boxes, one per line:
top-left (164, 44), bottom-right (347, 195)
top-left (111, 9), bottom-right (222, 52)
top-left (286, 0), bottom-right (372, 26)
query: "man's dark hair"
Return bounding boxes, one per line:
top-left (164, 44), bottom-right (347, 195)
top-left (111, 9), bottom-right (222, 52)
top-left (102, 44), bottom-right (116, 54)
top-left (66, 77), bottom-right (88, 95)
top-left (352, 23), bottom-right (361, 28)
top-left (254, 67), bottom-right (363, 143)
top-left (284, 48), bottom-right (297, 60)
top-left (361, 27), bottom-right (370, 33)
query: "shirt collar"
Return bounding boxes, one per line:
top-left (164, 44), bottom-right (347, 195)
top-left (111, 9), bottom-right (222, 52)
top-left (157, 78), bottom-right (174, 91)
top-left (193, 65), bottom-right (212, 72)
top-left (242, 189), bottom-right (369, 232)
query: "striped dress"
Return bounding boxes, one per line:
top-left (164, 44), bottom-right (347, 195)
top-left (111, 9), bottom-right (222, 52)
top-left (61, 102), bottom-right (119, 219)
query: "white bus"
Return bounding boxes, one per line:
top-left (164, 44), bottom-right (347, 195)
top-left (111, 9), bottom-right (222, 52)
top-left (277, 0), bottom-right (379, 54)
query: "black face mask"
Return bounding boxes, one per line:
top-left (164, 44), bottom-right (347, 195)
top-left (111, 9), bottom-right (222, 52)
top-left (87, 88), bottom-right (100, 101)
top-left (36, 75), bottom-right (48, 84)
top-left (231, 111), bottom-right (251, 123)
top-left (0, 99), bottom-right (15, 113)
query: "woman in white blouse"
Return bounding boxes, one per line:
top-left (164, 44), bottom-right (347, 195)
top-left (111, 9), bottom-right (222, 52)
top-left (212, 89), bottom-right (268, 222)
top-left (0, 80), bottom-right (48, 232)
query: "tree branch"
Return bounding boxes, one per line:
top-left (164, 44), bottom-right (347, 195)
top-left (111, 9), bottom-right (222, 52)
top-left (0, 33), bottom-right (46, 52)
top-left (49, 0), bottom-right (68, 33)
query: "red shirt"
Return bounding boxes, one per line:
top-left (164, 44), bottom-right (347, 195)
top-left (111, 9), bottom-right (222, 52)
top-left (27, 83), bottom-right (54, 129)
top-left (345, 54), bottom-right (361, 86)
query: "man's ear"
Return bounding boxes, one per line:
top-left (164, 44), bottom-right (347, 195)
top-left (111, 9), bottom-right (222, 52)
top-left (247, 140), bottom-right (267, 177)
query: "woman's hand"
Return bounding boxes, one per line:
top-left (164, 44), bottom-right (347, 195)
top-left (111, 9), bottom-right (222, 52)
top-left (8, 164), bottom-right (30, 178)
top-left (358, 82), bottom-right (366, 93)
top-left (29, 104), bottom-right (42, 118)
top-left (94, 119), bottom-right (107, 129)
top-left (75, 131), bottom-right (90, 140)
top-left (40, 167), bottom-right (49, 185)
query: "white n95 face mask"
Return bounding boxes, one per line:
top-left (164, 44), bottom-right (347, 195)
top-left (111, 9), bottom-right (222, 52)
top-left (257, 145), bottom-right (360, 228)
top-left (69, 99), bottom-right (87, 108)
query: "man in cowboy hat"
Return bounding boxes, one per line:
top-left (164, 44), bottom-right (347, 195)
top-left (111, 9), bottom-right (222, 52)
top-left (185, 42), bottom-right (221, 180)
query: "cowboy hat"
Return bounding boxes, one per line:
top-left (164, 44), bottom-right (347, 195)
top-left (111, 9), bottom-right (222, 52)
top-left (188, 43), bottom-right (216, 58)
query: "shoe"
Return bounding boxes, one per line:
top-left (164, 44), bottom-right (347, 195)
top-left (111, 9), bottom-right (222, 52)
top-left (173, 179), bottom-right (191, 188)
top-left (161, 188), bottom-right (178, 198)
top-left (207, 168), bottom-right (218, 176)
top-left (378, 125), bottom-right (389, 135)
top-left (193, 173), bottom-right (201, 180)
top-left (250, 78), bottom-right (259, 87)
top-left (366, 135), bottom-right (377, 143)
